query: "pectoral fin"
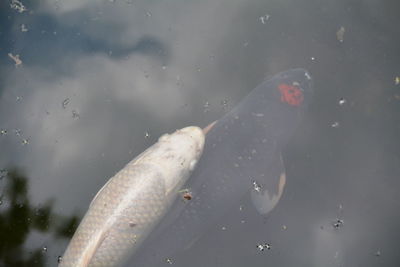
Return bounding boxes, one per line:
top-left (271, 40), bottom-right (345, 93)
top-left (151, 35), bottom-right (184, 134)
top-left (250, 153), bottom-right (286, 215)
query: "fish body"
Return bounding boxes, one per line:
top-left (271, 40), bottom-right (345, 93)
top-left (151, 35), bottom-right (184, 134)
top-left (131, 68), bottom-right (313, 266)
top-left (60, 126), bottom-right (205, 267)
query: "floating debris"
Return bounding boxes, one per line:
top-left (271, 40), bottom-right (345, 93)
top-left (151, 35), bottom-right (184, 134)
top-left (165, 258), bottom-right (173, 264)
top-left (305, 72), bottom-right (312, 80)
top-left (332, 219), bottom-right (344, 229)
top-left (72, 110), bottom-right (80, 119)
top-left (144, 132), bottom-right (150, 138)
top-left (375, 250), bottom-right (381, 257)
top-left (21, 24), bottom-right (28, 32)
top-left (182, 192), bottom-right (192, 201)
top-left (221, 99), bottom-right (228, 107)
top-left (203, 101), bottom-right (210, 113)
top-left (334, 251), bottom-right (340, 259)
top-left (178, 188), bottom-right (192, 201)
top-left (146, 11), bottom-right (152, 17)
top-left (252, 181), bottom-right (262, 193)
top-left (310, 57), bottom-right (316, 61)
top-left (395, 76), bottom-right (400, 85)
top-left (161, 65), bottom-right (167, 70)
top-left (8, 53), bottom-right (22, 67)
top-left (257, 243), bottom-right (271, 251)
top-left (14, 129), bottom-right (22, 136)
top-left (331, 121), bottom-right (340, 128)
top-left (282, 225), bottom-right (287, 230)
top-left (336, 26), bottom-right (345, 42)
top-left (62, 98), bottom-right (70, 109)
top-left (21, 138), bottom-right (29, 145)
top-left (259, 14), bottom-right (270, 24)
top-left (57, 256), bottom-right (63, 263)
top-left (0, 129), bottom-right (7, 135)
top-left (221, 226), bottom-right (227, 231)
top-left (338, 98), bottom-right (346, 105)
top-left (10, 0), bottom-right (27, 13)
top-left (0, 169), bottom-right (7, 179)
top-left (129, 222), bottom-right (136, 227)
top-left (252, 112), bottom-right (264, 117)
top-left (42, 246), bottom-right (47, 253)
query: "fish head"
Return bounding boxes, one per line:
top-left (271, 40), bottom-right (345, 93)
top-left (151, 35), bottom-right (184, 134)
top-left (156, 126), bottom-right (205, 194)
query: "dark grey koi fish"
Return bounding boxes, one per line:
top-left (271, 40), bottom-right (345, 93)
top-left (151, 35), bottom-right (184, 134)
top-left (131, 68), bottom-right (313, 266)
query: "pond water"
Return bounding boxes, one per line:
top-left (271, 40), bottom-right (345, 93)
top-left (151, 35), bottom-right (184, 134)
top-left (0, 0), bottom-right (399, 266)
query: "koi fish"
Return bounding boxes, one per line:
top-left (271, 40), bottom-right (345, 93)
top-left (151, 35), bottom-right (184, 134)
top-left (131, 68), bottom-right (313, 266)
top-left (59, 126), bottom-right (205, 267)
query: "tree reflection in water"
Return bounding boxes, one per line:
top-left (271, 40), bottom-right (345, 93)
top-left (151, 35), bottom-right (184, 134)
top-left (0, 168), bottom-right (80, 267)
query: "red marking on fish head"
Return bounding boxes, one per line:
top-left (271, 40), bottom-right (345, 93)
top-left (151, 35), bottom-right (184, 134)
top-left (278, 83), bottom-right (304, 106)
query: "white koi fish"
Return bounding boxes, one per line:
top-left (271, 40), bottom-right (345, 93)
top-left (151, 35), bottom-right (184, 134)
top-left (59, 126), bottom-right (205, 267)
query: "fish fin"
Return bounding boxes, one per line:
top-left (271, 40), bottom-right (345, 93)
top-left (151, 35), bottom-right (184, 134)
top-left (250, 153), bottom-right (286, 215)
top-left (203, 120), bottom-right (217, 135)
